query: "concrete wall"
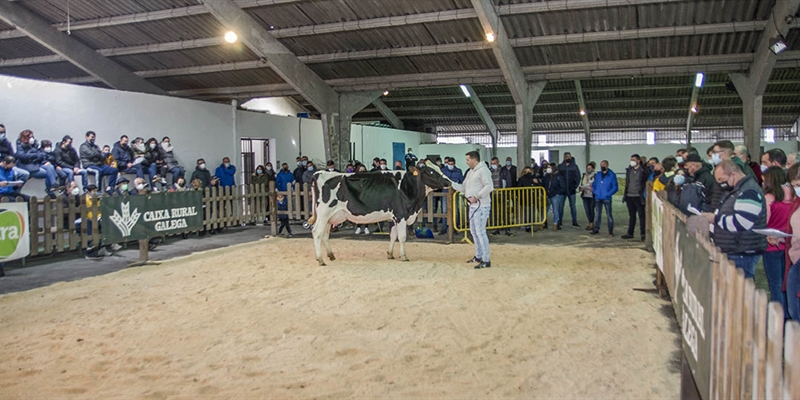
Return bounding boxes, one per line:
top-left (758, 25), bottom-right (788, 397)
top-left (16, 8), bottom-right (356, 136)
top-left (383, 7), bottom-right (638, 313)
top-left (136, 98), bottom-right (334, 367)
top-left (240, 97), bottom-right (306, 117)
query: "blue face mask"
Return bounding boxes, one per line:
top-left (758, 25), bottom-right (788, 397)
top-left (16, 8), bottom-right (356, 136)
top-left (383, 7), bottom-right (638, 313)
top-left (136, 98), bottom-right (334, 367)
top-left (307, 166), bottom-right (314, 171)
top-left (506, 161), bottom-right (511, 166)
top-left (346, 168), bottom-right (354, 173)
top-left (673, 174), bottom-right (686, 186)
top-left (447, 164), bottom-right (454, 171)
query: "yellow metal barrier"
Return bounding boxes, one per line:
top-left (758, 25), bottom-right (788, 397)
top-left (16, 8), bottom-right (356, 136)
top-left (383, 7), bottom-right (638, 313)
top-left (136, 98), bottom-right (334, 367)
top-left (452, 186), bottom-right (547, 243)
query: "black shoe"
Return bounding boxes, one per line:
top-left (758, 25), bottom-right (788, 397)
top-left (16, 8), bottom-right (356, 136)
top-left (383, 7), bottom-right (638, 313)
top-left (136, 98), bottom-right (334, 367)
top-left (467, 256), bottom-right (482, 263)
top-left (0, 266), bottom-right (5, 277)
top-left (590, 230), bottom-right (599, 235)
top-left (85, 253), bottom-right (103, 260)
top-left (439, 229), bottom-right (447, 235)
top-left (475, 261), bottom-right (491, 269)
top-left (491, 230), bottom-right (500, 235)
top-left (505, 230), bottom-right (514, 236)
top-left (572, 222), bottom-right (580, 228)
top-left (621, 234), bottom-right (634, 239)
top-left (640, 235), bottom-right (646, 242)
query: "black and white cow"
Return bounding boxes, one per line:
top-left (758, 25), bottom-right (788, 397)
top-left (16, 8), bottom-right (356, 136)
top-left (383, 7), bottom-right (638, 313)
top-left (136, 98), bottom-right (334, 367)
top-left (308, 160), bottom-right (452, 266)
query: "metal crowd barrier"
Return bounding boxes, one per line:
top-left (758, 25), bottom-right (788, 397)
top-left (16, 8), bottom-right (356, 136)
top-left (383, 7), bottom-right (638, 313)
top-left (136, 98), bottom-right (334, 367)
top-left (452, 186), bottom-right (547, 243)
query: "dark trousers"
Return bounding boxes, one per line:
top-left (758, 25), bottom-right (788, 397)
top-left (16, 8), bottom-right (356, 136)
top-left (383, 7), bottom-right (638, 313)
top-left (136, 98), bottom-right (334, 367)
top-left (625, 196), bottom-right (646, 236)
top-left (582, 196), bottom-right (595, 224)
top-left (278, 218), bottom-right (292, 235)
top-left (557, 193), bottom-right (578, 225)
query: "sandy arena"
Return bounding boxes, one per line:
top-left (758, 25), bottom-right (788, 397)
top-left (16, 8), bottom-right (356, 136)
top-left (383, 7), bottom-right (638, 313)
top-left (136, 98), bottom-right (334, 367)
top-left (0, 237), bottom-right (679, 398)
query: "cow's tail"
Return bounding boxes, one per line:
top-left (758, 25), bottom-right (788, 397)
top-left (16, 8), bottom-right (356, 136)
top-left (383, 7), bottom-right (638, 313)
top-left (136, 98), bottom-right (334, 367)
top-left (307, 175), bottom-right (317, 226)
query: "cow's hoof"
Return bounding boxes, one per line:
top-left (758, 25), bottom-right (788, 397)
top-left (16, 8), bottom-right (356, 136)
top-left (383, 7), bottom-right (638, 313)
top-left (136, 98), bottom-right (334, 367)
top-left (400, 256), bottom-right (409, 262)
top-left (386, 252), bottom-right (394, 260)
top-left (318, 260), bottom-right (326, 266)
top-left (328, 254), bottom-right (336, 261)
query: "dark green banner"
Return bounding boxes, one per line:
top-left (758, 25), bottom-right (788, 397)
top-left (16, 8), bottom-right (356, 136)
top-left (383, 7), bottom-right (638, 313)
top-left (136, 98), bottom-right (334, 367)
top-left (673, 215), bottom-right (713, 399)
top-left (102, 191), bottom-right (203, 243)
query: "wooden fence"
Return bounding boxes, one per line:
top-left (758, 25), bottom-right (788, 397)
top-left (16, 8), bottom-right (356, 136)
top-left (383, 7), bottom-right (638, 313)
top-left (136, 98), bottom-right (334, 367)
top-left (9, 182), bottom-right (454, 258)
top-left (651, 191), bottom-right (800, 399)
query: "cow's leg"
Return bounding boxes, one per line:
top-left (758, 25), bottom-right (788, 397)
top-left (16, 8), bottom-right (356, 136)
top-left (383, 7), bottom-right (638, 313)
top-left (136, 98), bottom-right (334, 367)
top-left (324, 223), bottom-right (336, 261)
top-left (387, 223), bottom-right (398, 259)
top-left (398, 220), bottom-right (410, 262)
top-left (312, 217), bottom-right (328, 266)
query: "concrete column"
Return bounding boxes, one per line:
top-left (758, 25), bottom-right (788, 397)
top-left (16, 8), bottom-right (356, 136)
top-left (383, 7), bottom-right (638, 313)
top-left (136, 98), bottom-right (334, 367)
top-left (321, 112), bottom-right (355, 169)
top-left (742, 94), bottom-right (763, 160)
top-left (515, 102), bottom-right (532, 174)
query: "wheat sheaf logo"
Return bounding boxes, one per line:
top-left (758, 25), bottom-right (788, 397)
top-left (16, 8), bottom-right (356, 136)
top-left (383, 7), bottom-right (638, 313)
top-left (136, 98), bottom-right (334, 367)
top-left (109, 202), bottom-right (141, 237)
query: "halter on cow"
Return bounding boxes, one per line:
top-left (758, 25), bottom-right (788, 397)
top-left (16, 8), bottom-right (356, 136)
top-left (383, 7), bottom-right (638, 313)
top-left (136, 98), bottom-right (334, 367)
top-left (308, 160), bottom-right (452, 266)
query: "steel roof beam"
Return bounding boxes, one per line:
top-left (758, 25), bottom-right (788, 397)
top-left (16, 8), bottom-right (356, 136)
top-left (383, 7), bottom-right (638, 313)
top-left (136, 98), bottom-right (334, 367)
top-left (574, 80), bottom-right (592, 162)
top-left (371, 99), bottom-right (404, 130)
top-left (462, 85), bottom-right (500, 154)
top-left (0, 0), bottom-right (165, 95)
top-left (685, 81), bottom-right (701, 148)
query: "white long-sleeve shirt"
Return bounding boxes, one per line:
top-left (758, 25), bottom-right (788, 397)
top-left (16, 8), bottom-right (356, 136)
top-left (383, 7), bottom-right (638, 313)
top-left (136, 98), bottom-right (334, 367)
top-left (451, 161), bottom-right (493, 209)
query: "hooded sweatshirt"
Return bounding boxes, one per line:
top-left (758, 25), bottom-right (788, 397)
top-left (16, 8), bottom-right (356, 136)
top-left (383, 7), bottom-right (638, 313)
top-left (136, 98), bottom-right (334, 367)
top-left (450, 161), bottom-right (493, 209)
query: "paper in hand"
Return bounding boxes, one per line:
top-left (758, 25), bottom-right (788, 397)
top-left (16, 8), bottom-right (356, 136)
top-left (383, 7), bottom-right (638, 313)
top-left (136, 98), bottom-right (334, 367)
top-left (753, 228), bottom-right (793, 238)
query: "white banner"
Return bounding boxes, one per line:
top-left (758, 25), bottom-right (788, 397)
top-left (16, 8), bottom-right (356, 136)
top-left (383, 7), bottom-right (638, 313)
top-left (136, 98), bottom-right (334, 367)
top-left (0, 202), bottom-right (30, 262)
top-left (652, 193), bottom-right (664, 273)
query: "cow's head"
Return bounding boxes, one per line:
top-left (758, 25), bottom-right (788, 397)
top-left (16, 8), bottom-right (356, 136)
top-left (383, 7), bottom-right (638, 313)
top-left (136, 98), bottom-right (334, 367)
top-left (411, 160), bottom-right (452, 189)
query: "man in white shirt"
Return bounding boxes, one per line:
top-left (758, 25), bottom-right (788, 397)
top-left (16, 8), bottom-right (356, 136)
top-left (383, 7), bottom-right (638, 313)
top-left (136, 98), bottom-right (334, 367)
top-left (450, 151), bottom-right (494, 269)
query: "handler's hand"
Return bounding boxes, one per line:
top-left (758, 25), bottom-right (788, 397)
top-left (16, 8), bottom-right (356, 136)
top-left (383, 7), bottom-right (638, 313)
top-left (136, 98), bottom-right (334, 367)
top-left (468, 196), bottom-right (477, 204)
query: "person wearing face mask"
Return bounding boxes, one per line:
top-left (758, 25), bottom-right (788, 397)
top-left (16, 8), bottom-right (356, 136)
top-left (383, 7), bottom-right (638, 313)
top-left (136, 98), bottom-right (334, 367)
top-left (488, 157), bottom-right (513, 236)
top-left (684, 153), bottom-right (720, 211)
top-left (543, 162), bottom-right (566, 231)
top-left (404, 148), bottom-right (418, 170)
top-left (0, 156), bottom-right (27, 201)
top-left (143, 137), bottom-right (164, 184)
top-left (579, 162), bottom-right (597, 231)
top-left (759, 166), bottom-right (792, 315)
top-left (15, 130), bottom-right (58, 197)
top-left (80, 131), bottom-right (118, 194)
top-left (112, 135), bottom-right (145, 179)
top-left (622, 154), bottom-right (648, 241)
top-left (502, 157), bottom-right (518, 188)
top-left (251, 164), bottom-right (269, 188)
top-left (170, 177), bottom-right (187, 192)
top-left (40, 139), bottom-right (69, 189)
top-left (345, 164), bottom-right (354, 173)
top-left (379, 159), bottom-right (388, 170)
top-left (325, 160), bottom-right (339, 173)
top-left (190, 158), bottom-right (212, 189)
top-left (590, 160), bottom-right (618, 236)
top-left (711, 140), bottom-right (756, 181)
top-left (114, 177), bottom-right (132, 196)
top-left (438, 157), bottom-right (464, 235)
top-left (393, 160), bottom-right (403, 171)
top-left (215, 157), bottom-right (236, 188)
top-left (302, 162), bottom-right (316, 186)
top-left (761, 148), bottom-right (787, 172)
top-left (782, 163), bottom-right (800, 321)
top-left (264, 162), bottom-right (276, 183)
top-left (276, 162), bottom-right (295, 192)
top-left (735, 145), bottom-right (763, 184)
top-left (653, 157), bottom-right (678, 192)
top-left (0, 124), bottom-right (30, 186)
top-left (293, 156), bottom-right (306, 183)
top-left (557, 153), bottom-right (581, 229)
top-left (702, 160), bottom-right (767, 279)
top-left (157, 136), bottom-right (185, 185)
top-left (54, 135), bottom-right (89, 191)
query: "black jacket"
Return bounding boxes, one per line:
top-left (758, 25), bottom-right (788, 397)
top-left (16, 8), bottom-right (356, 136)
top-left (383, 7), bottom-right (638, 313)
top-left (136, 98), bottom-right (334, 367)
top-left (690, 163), bottom-right (720, 211)
top-left (543, 173), bottom-right (566, 198)
top-left (624, 165), bottom-right (649, 200)
top-left (0, 138), bottom-right (14, 159)
top-left (293, 166), bottom-right (305, 183)
top-left (54, 145), bottom-right (80, 169)
top-left (557, 161), bottom-right (581, 193)
top-left (190, 167), bottom-right (212, 188)
top-left (517, 173), bottom-right (535, 187)
top-left (503, 165), bottom-right (518, 187)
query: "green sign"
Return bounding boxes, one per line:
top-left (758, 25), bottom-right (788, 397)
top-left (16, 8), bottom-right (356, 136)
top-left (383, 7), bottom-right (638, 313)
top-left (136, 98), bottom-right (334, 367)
top-left (102, 191), bottom-right (203, 243)
top-left (673, 215), bottom-right (713, 399)
top-left (0, 202), bottom-right (30, 261)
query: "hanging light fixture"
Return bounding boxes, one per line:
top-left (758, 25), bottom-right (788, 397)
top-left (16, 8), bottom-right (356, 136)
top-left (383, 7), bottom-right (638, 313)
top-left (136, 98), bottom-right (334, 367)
top-left (224, 31), bottom-right (238, 44)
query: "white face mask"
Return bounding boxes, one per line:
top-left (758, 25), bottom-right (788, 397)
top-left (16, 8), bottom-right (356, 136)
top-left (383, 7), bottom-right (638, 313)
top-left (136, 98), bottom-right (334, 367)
top-left (224, 162), bottom-right (230, 168)
top-left (199, 163), bottom-right (206, 170)
top-left (149, 143), bottom-right (157, 149)
top-left (266, 166), bottom-right (272, 171)
top-left (761, 165), bottom-right (769, 173)
top-left (711, 153), bottom-right (722, 165)
top-left (136, 183), bottom-right (145, 191)
top-left (630, 161), bottom-right (638, 168)
top-left (673, 174), bottom-right (686, 186)
top-left (795, 187), bottom-right (800, 197)
top-left (43, 147), bottom-right (52, 153)
top-left (70, 187), bottom-right (80, 196)
top-left (546, 168), bottom-right (552, 174)
top-left (676, 156), bottom-right (684, 164)
top-left (380, 164), bottom-right (387, 170)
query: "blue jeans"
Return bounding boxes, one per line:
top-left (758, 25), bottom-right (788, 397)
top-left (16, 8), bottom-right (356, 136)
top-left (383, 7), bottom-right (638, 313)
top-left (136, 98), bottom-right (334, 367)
top-left (558, 193), bottom-right (577, 225)
top-left (594, 199), bottom-right (614, 234)
top-left (728, 254), bottom-right (759, 279)
top-left (12, 166), bottom-right (29, 182)
top-left (550, 195), bottom-right (565, 225)
top-left (787, 260), bottom-right (800, 320)
top-left (470, 206), bottom-right (491, 262)
top-left (59, 168), bottom-right (89, 187)
top-left (762, 251), bottom-right (787, 314)
top-left (28, 164), bottom-right (57, 192)
top-left (87, 165), bottom-right (118, 189)
top-left (120, 164), bottom-right (144, 179)
top-left (166, 166), bottom-right (185, 184)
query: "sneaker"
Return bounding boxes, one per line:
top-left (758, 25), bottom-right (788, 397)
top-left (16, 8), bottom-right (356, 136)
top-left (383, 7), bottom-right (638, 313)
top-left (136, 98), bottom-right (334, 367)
top-left (288, 233), bottom-right (293, 238)
top-left (590, 230), bottom-right (599, 235)
top-left (621, 234), bottom-right (634, 239)
top-left (110, 243), bottom-right (122, 252)
top-left (640, 235), bottom-right (646, 242)
top-left (475, 261), bottom-right (491, 269)
top-left (364, 227), bottom-right (370, 234)
top-left (466, 256), bottom-right (482, 263)
top-left (609, 233), bottom-right (614, 237)
top-left (491, 230), bottom-right (500, 235)
top-left (85, 253), bottom-right (103, 260)
top-left (572, 222), bottom-right (580, 228)
top-left (355, 227), bottom-right (362, 235)
top-left (505, 231), bottom-right (514, 237)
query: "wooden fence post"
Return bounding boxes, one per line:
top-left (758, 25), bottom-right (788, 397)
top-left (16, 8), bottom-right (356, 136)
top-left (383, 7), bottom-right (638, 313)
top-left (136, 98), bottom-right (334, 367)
top-left (784, 321), bottom-right (800, 400)
top-left (28, 196), bottom-right (39, 257)
top-left (754, 289), bottom-right (769, 399)
top-left (765, 302), bottom-right (785, 399)
top-left (739, 279), bottom-right (756, 400)
top-left (269, 181), bottom-right (277, 234)
top-left (447, 190), bottom-right (454, 243)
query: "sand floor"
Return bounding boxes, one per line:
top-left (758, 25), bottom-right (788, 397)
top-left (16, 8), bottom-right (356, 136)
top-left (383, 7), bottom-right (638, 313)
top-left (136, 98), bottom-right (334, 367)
top-left (0, 237), bottom-right (680, 399)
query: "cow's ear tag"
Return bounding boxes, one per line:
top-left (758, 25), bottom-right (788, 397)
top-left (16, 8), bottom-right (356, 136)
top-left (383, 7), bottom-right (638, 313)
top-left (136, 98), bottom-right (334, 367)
top-left (413, 170), bottom-right (419, 176)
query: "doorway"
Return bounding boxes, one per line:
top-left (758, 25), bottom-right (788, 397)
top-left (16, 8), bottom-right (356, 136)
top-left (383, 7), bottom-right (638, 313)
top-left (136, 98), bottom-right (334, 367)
top-left (241, 138), bottom-right (271, 186)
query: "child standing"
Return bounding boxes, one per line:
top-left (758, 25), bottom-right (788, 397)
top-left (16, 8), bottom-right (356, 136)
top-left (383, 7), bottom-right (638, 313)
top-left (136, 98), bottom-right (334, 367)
top-left (277, 194), bottom-right (292, 237)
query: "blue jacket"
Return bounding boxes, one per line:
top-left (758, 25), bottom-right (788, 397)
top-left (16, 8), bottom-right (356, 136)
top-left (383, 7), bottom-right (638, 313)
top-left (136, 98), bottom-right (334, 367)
top-left (112, 141), bottom-right (134, 169)
top-left (276, 170), bottom-right (295, 191)
top-left (277, 196), bottom-right (289, 220)
top-left (543, 173), bottom-right (566, 198)
top-left (0, 166), bottom-right (16, 196)
top-left (215, 163), bottom-right (236, 187)
top-left (443, 165), bottom-right (464, 192)
top-left (14, 139), bottom-right (45, 172)
top-left (592, 169), bottom-right (619, 200)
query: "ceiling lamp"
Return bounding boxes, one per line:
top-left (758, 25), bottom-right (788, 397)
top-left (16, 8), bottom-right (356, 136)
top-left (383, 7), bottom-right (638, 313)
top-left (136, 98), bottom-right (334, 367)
top-left (769, 36), bottom-right (788, 55)
top-left (383, 90), bottom-right (389, 96)
top-left (485, 32), bottom-right (496, 43)
top-left (579, 109), bottom-right (586, 116)
top-left (224, 31), bottom-right (238, 44)
top-left (691, 106), bottom-right (698, 114)
top-left (695, 72), bottom-right (704, 88)
top-left (460, 84), bottom-right (471, 98)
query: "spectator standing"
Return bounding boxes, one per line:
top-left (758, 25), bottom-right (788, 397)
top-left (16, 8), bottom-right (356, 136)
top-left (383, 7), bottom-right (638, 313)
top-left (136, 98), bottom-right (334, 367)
top-left (393, 160), bottom-right (403, 170)
top-left (215, 157), bottom-right (236, 187)
top-left (302, 162), bottom-right (316, 185)
top-left (54, 135), bottom-right (89, 189)
top-left (557, 152), bottom-right (581, 228)
top-left (276, 162), bottom-right (295, 192)
top-left (440, 157), bottom-right (464, 235)
top-left (580, 162), bottom-right (597, 231)
top-left (761, 166), bottom-right (791, 311)
top-left (761, 148), bottom-right (787, 171)
top-left (517, 166), bottom-right (536, 232)
top-left (293, 156), bottom-right (306, 183)
top-left (0, 124), bottom-right (30, 184)
top-left (543, 162), bottom-right (566, 231)
top-left (735, 145), bottom-right (762, 184)
top-left (590, 160), bottom-right (618, 236)
top-left (711, 140), bottom-right (756, 180)
top-left (354, 164), bottom-right (371, 235)
top-left (15, 130), bottom-right (57, 196)
top-left (157, 136), bottom-right (184, 184)
top-left (80, 131), bottom-right (118, 193)
top-left (325, 160), bottom-right (339, 172)
top-left (623, 154), bottom-right (648, 241)
top-left (684, 154), bottom-right (721, 211)
top-left (784, 163), bottom-right (800, 320)
top-left (653, 156), bottom-right (678, 192)
top-left (503, 157), bottom-right (518, 188)
top-left (787, 152), bottom-right (800, 169)
top-left (251, 164), bottom-right (268, 188)
top-left (704, 160), bottom-right (767, 279)
top-left (404, 148), bottom-right (418, 169)
top-left (489, 157), bottom-right (512, 236)
top-left (113, 135), bottom-right (144, 179)
top-left (190, 158), bottom-right (212, 189)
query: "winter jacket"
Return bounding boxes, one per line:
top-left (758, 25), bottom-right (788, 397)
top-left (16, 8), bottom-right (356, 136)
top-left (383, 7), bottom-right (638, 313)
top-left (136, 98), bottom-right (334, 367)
top-left (0, 138), bottom-right (14, 159)
top-left (302, 167), bottom-right (316, 185)
top-left (580, 171), bottom-right (596, 198)
top-left (251, 172), bottom-right (268, 187)
top-left (0, 166), bottom-right (17, 196)
top-left (690, 163), bottom-right (720, 211)
top-left (450, 161), bottom-right (493, 209)
top-left (557, 161), bottom-right (581, 194)
top-left (158, 143), bottom-right (180, 169)
top-left (276, 170), bottom-right (295, 192)
top-left (592, 169), bottom-right (619, 201)
top-left (146, 144), bottom-right (163, 169)
top-left (498, 166), bottom-right (512, 188)
top-left (502, 164), bottom-right (518, 187)
top-left (733, 156), bottom-right (756, 180)
top-left (443, 165), bottom-right (464, 184)
top-left (215, 163), bottom-right (236, 187)
top-left (277, 196), bottom-right (289, 220)
top-left (624, 165), bottom-right (649, 200)
top-left (14, 139), bottom-right (45, 172)
top-left (190, 167), bottom-right (212, 189)
top-left (543, 173), bottom-right (566, 198)
top-left (293, 166), bottom-right (305, 184)
top-left (112, 142), bottom-right (134, 170)
top-left (712, 175), bottom-right (767, 254)
top-left (79, 141), bottom-right (104, 167)
top-left (54, 145), bottom-right (80, 169)
top-left (517, 172), bottom-right (535, 187)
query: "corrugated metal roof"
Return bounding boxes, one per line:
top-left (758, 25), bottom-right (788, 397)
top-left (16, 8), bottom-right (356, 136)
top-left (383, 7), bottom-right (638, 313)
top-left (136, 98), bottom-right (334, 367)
top-left (0, 37), bottom-right (54, 59)
top-left (147, 67), bottom-right (285, 91)
top-left (68, 14), bottom-right (224, 49)
top-left (0, 62), bottom-right (88, 80)
top-left (111, 45), bottom-right (259, 71)
top-left (19, 0), bottom-right (200, 24)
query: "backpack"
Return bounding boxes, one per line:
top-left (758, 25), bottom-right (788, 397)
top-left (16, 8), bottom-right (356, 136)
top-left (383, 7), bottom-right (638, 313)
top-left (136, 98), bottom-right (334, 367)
top-left (674, 181), bottom-right (707, 215)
